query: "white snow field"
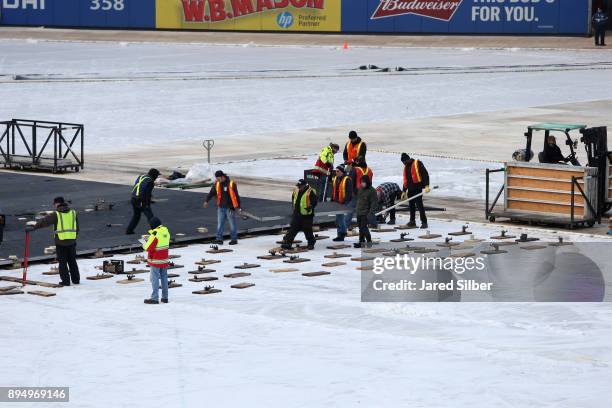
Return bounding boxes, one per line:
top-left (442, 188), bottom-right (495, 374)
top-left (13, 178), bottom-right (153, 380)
top-left (2, 218), bottom-right (612, 407)
top-left (1, 39), bottom-right (612, 151)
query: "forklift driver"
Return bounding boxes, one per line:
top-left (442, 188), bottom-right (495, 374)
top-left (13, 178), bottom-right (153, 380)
top-left (541, 136), bottom-right (571, 165)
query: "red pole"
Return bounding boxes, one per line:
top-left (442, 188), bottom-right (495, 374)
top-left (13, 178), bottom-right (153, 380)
top-left (22, 232), bottom-right (30, 287)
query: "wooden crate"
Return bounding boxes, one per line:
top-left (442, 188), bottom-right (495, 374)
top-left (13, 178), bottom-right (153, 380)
top-left (504, 162), bottom-right (598, 221)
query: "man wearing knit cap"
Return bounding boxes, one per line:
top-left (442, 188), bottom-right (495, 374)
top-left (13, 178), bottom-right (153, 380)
top-left (401, 153), bottom-right (430, 229)
top-left (343, 130), bottom-right (367, 167)
top-left (204, 170), bottom-right (241, 245)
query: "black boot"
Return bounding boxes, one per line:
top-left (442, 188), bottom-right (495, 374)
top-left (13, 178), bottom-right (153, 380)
top-left (407, 221), bottom-right (416, 227)
top-left (332, 234), bottom-right (346, 242)
top-left (229, 240), bottom-right (238, 245)
top-left (353, 242), bottom-right (363, 249)
top-left (280, 243), bottom-right (292, 250)
top-left (161, 298), bottom-right (168, 304)
top-left (144, 299), bottom-right (159, 304)
top-left (307, 241), bottom-right (315, 250)
top-left (420, 223), bottom-right (428, 229)
top-left (387, 219), bottom-right (396, 225)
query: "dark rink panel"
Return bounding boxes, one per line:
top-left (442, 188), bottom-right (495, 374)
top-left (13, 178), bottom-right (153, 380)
top-left (0, 172), bottom-right (296, 260)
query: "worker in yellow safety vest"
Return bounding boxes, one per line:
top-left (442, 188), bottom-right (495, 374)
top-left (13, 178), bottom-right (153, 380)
top-left (281, 179), bottom-right (318, 250)
top-left (26, 196), bottom-right (80, 286)
top-left (143, 217), bottom-right (171, 304)
top-left (126, 168), bottom-right (160, 235)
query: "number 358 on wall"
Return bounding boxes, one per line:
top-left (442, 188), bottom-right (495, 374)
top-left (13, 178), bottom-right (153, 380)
top-left (90, 0), bottom-right (125, 11)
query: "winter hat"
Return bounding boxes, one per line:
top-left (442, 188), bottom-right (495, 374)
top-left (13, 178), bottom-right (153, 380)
top-left (296, 179), bottom-right (308, 187)
top-left (150, 217), bottom-right (162, 229)
top-left (214, 170), bottom-right (225, 178)
top-left (348, 130), bottom-right (358, 140)
top-left (330, 143), bottom-right (340, 152)
top-left (148, 168), bottom-right (160, 179)
top-left (335, 165), bottom-right (346, 174)
top-left (400, 153), bottom-right (410, 163)
top-left (53, 197), bottom-right (65, 205)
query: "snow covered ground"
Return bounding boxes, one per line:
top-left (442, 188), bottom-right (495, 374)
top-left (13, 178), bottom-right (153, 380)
top-left (1, 39), bottom-right (612, 151)
top-left (2, 217), bottom-right (612, 407)
top-left (218, 151), bottom-right (502, 200)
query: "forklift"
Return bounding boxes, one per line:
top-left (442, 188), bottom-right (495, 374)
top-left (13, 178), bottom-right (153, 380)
top-left (512, 123), bottom-right (611, 214)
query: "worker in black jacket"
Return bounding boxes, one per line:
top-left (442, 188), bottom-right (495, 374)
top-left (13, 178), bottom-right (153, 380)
top-left (593, 8), bottom-right (609, 46)
top-left (281, 179), bottom-right (318, 250)
top-left (126, 168), bottom-right (159, 235)
top-left (204, 170), bottom-right (242, 245)
top-left (26, 197), bottom-right (80, 286)
top-left (401, 153), bottom-right (430, 229)
top-left (376, 182), bottom-right (402, 225)
top-left (542, 136), bottom-right (569, 164)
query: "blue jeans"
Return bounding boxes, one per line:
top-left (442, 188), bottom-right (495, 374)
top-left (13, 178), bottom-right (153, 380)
top-left (217, 207), bottom-right (238, 241)
top-left (343, 198), bottom-right (357, 230)
top-left (150, 266), bottom-right (168, 301)
top-left (335, 202), bottom-right (351, 235)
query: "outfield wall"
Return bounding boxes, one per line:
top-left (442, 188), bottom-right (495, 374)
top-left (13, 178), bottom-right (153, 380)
top-left (0, 0), bottom-right (591, 35)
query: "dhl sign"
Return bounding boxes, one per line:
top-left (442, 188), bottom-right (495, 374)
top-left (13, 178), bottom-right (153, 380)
top-left (156, 0), bottom-right (341, 31)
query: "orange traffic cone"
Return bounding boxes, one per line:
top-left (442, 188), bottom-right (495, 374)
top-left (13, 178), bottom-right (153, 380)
top-left (343, 40), bottom-right (349, 50)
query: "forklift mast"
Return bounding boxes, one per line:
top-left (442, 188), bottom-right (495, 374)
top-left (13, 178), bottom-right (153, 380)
top-left (580, 126), bottom-right (610, 213)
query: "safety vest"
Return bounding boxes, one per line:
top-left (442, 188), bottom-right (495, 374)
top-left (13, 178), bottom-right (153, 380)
top-left (216, 180), bottom-right (240, 208)
top-left (131, 175), bottom-right (151, 197)
top-left (403, 160), bottom-right (422, 190)
top-left (354, 166), bottom-right (373, 189)
top-left (293, 187), bottom-right (315, 216)
top-left (55, 210), bottom-right (77, 241)
top-left (143, 225), bottom-right (170, 266)
top-left (332, 176), bottom-right (349, 204)
top-left (346, 141), bottom-right (363, 163)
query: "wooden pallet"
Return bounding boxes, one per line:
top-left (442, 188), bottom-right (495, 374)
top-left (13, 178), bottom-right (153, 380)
top-left (189, 276), bottom-right (218, 282)
top-left (117, 278), bottom-right (145, 284)
top-left (276, 240), bottom-right (302, 245)
top-left (168, 282), bottom-right (183, 289)
top-left (520, 245), bottom-right (548, 251)
top-left (206, 248), bottom-right (233, 254)
top-left (395, 224), bottom-right (417, 230)
top-left (324, 253), bottom-right (351, 259)
top-left (0, 289), bottom-right (24, 295)
top-left (362, 248), bottom-right (386, 254)
top-left (167, 264), bottom-right (184, 270)
top-left (326, 244), bottom-right (351, 250)
top-left (321, 262), bottom-right (346, 268)
top-left (436, 242), bottom-right (460, 248)
top-left (195, 259), bottom-right (222, 266)
top-left (390, 237), bottom-right (414, 243)
top-left (125, 268), bottom-right (148, 274)
top-left (314, 235), bottom-right (330, 241)
top-left (356, 266), bottom-right (374, 271)
top-left (168, 273), bottom-right (180, 279)
top-left (231, 282), bottom-right (255, 289)
top-left (188, 268), bottom-right (216, 274)
top-left (193, 289), bottom-right (222, 295)
top-left (413, 248), bottom-right (439, 254)
top-left (28, 290), bottom-right (56, 297)
top-left (283, 258), bottom-right (310, 264)
top-left (234, 263), bottom-right (260, 270)
top-left (448, 252), bottom-right (476, 258)
top-left (87, 273), bottom-right (114, 280)
top-left (224, 272), bottom-right (252, 279)
top-left (0, 285), bottom-right (20, 292)
top-left (303, 272), bottom-right (331, 277)
top-left (269, 268), bottom-right (299, 273)
top-left (0, 276), bottom-right (62, 288)
top-left (42, 269), bottom-right (59, 276)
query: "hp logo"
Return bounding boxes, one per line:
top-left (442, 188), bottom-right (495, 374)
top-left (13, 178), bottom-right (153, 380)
top-left (277, 11), bottom-right (293, 29)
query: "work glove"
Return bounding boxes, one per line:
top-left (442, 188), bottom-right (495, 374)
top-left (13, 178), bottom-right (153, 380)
top-left (400, 191), bottom-right (408, 200)
top-left (424, 186), bottom-right (430, 194)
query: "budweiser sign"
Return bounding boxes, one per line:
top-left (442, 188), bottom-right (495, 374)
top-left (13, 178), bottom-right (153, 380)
top-left (371, 0), bottom-right (463, 21)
